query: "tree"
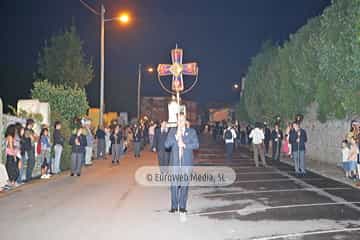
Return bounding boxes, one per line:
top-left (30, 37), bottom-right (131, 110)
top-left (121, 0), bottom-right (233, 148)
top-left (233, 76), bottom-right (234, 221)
top-left (36, 25), bottom-right (94, 88)
top-left (31, 80), bottom-right (89, 123)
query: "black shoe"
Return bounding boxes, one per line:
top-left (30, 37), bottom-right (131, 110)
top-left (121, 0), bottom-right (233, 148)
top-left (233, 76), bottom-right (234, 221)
top-left (169, 208), bottom-right (178, 213)
top-left (179, 208), bottom-right (187, 213)
top-left (77, 174), bottom-right (81, 177)
top-left (70, 173), bottom-right (74, 176)
top-left (116, 160), bottom-right (120, 164)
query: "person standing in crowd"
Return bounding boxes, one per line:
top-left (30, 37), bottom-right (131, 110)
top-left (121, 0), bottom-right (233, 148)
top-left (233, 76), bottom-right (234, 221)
top-left (289, 122), bottom-right (307, 176)
top-left (249, 122), bottom-right (267, 168)
top-left (14, 124), bottom-right (25, 184)
top-left (271, 123), bottom-right (283, 162)
top-left (347, 137), bottom-right (359, 180)
top-left (246, 124), bottom-right (253, 145)
top-left (133, 124), bottom-right (142, 158)
top-left (69, 127), bottom-right (87, 177)
top-left (341, 140), bottom-right (353, 179)
top-left (95, 126), bottom-right (106, 160)
top-left (5, 125), bottom-right (19, 187)
top-left (110, 125), bottom-right (123, 164)
top-left (53, 121), bottom-right (64, 174)
top-left (84, 121), bottom-right (94, 166)
top-left (105, 126), bottom-right (111, 155)
top-left (285, 122), bottom-right (293, 157)
top-left (165, 113), bottom-right (199, 220)
top-left (24, 119), bottom-right (37, 182)
top-left (153, 120), bottom-right (170, 173)
top-left (148, 122), bottom-right (156, 151)
top-left (223, 124), bottom-right (237, 163)
top-left (263, 122), bottom-right (271, 156)
top-left (39, 128), bottom-right (51, 179)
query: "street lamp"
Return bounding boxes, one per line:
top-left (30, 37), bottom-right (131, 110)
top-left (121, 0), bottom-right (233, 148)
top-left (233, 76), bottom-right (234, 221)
top-left (137, 65), bottom-right (154, 120)
top-left (80, 1), bottom-right (132, 126)
top-left (99, 7), bottom-right (131, 128)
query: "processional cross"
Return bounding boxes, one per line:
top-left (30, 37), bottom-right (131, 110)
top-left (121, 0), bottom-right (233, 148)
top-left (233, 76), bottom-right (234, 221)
top-left (157, 45), bottom-right (198, 102)
top-left (157, 45), bottom-right (199, 166)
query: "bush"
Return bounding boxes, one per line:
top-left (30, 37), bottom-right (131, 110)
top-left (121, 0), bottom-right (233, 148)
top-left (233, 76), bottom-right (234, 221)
top-left (31, 80), bottom-right (89, 123)
top-left (32, 80), bottom-right (89, 170)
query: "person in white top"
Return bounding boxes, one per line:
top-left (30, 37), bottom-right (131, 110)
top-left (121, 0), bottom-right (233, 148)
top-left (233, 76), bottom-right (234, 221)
top-left (223, 125), bottom-right (237, 162)
top-left (148, 123), bottom-right (157, 151)
top-left (249, 123), bottom-right (267, 167)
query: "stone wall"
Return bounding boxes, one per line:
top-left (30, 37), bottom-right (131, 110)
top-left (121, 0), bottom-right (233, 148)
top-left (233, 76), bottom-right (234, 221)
top-left (301, 103), bottom-right (357, 165)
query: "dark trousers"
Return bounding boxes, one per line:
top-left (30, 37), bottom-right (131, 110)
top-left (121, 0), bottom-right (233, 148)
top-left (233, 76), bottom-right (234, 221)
top-left (71, 152), bottom-right (83, 175)
top-left (272, 140), bottom-right (282, 161)
top-left (25, 148), bottom-right (35, 181)
top-left (170, 166), bottom-right (191, 210)
top-left (225, 143), bottom-right (234, 162)
top-left (158, 150), bottom-right (169, 173)
top-left (6, 155), bottom-right (19, 182)
top-left (97, 139), bottom-right (106, 158)
top-left (264, 140), bottom-right (270, 154)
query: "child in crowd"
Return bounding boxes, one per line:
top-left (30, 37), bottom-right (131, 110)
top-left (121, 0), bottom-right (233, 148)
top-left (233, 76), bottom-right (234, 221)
top-left (341, 140), bottom-right (352, 178)
top-left (39, 128), bottom-right (52, 179)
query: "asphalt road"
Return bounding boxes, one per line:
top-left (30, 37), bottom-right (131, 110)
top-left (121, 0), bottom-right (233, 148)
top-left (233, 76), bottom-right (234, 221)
top-left (0, 135), bottom-right (359, 240)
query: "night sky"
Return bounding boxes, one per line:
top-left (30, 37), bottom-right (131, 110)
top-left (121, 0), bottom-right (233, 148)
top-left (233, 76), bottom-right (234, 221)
top-left (0, 0), bottom-right (331, 116)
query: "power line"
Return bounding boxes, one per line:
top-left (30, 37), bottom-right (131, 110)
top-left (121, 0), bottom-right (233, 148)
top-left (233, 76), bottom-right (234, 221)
top-left (79, 0), bottom-right (100, 16)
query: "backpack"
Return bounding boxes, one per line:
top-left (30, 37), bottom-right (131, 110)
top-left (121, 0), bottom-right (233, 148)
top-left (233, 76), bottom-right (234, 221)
top-left (224, 129), bottom-right (232, 140)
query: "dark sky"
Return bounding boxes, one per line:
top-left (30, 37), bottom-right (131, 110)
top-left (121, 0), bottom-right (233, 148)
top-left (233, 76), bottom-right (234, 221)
top-left (0, 0), bottom-right (331, 116)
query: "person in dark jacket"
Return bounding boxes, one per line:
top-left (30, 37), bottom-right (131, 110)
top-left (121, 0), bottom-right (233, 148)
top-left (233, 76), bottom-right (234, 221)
top-left (53, 121), bottom-right (64, 174)
top-left (165, 113), bottom-right (199, 218)
top-left (110, 125), bottom-right (123, 164)
top-left (23, 119), bottom-right (37, 181)
top-left (289, 122), bottom-right (307, 176)
top-left (271, 123), bottom-right (283, 162)
top-left (95, 126), bottom-right (106, 159)
top-left (133, 124), bottom-right (142, 158)
top-left (264, 122), bottom-right (271, 155)
top-left (69, 128), bottom-right (87, 176)
top-left (153, 121), bottom-right (170, 173)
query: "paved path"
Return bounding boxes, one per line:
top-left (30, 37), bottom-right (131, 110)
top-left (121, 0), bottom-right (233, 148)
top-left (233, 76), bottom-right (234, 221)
top-left (0, 135), bottom-right (359, 240)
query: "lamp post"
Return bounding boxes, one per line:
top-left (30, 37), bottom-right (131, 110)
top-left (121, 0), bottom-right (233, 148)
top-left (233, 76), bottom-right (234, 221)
top-left (137, 65), bottom-right (154, 120)
top-left (99, 5), bottom-right (130, 128)
top-left (80, 1), bottom-right (130, 128)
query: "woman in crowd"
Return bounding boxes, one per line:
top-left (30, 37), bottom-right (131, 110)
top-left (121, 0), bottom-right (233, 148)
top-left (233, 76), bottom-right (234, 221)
top-left (110, 125), bottom-right (123, 164)
top-left (5, 124), bottom-right (19, 186)
top-left (15, 124), bottom-right (26, 184)
top-left (53, 121), bottom-right (64, 174)
top-left (69, 127), bottom-right (87, 177)
top-left (347, 137), bottom-right (359, 180)
top-left (39, 128), bottom-right (52, 179)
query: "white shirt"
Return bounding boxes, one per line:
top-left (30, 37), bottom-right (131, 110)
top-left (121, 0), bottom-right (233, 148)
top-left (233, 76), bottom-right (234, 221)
top-left (342, 147), bottom-right (350, 162)
top-left (224, 128), bottom-right (237, 144)
top-left (249, 128), bottom-right (264, 144)
top-left (149, 125), bottom-right (156, 135)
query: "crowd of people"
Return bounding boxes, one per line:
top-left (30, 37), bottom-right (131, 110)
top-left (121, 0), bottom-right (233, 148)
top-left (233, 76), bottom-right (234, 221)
top-left (341, 120), bottom-right (360, 181)
top-left (207, 118), bottom-right (309, 176)
top-left (0, 117), bottom-right (174, 191)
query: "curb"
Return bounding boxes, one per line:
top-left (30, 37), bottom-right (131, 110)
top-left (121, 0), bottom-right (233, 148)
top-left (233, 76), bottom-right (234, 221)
top-left (280, 157), bottom-right (360, 189)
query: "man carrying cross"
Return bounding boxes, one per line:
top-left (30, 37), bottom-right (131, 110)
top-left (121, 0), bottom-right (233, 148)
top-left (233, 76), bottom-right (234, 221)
top-left (165, 113), bottom-right (199, 217)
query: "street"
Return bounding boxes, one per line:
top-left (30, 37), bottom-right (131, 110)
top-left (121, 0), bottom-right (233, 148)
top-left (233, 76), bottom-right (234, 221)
top-left (1, 135), bottom-right (359, 240)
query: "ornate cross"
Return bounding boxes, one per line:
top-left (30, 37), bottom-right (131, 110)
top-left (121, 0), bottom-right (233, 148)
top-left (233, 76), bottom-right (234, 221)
top-left (157, 45), bottom-right (198, 93)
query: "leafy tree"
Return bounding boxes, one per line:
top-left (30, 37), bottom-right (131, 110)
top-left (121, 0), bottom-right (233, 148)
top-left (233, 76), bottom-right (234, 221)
top-left (36, 25), bottom-right (94, 88)
top-left (239, 0), bottom-right (360, 123)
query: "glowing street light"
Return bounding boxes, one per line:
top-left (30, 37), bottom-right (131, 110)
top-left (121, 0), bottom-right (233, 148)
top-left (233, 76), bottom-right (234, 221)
top-left (233, 83), bottom-right (239, 89)
top-left (147, 67), bottom-right (154, 73)
top-left (118, 12), bottom-right (130, 24)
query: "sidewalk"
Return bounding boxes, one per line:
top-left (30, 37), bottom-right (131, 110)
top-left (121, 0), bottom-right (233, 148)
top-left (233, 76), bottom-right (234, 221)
top-left (280, 154), bottom-right (360, 189)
